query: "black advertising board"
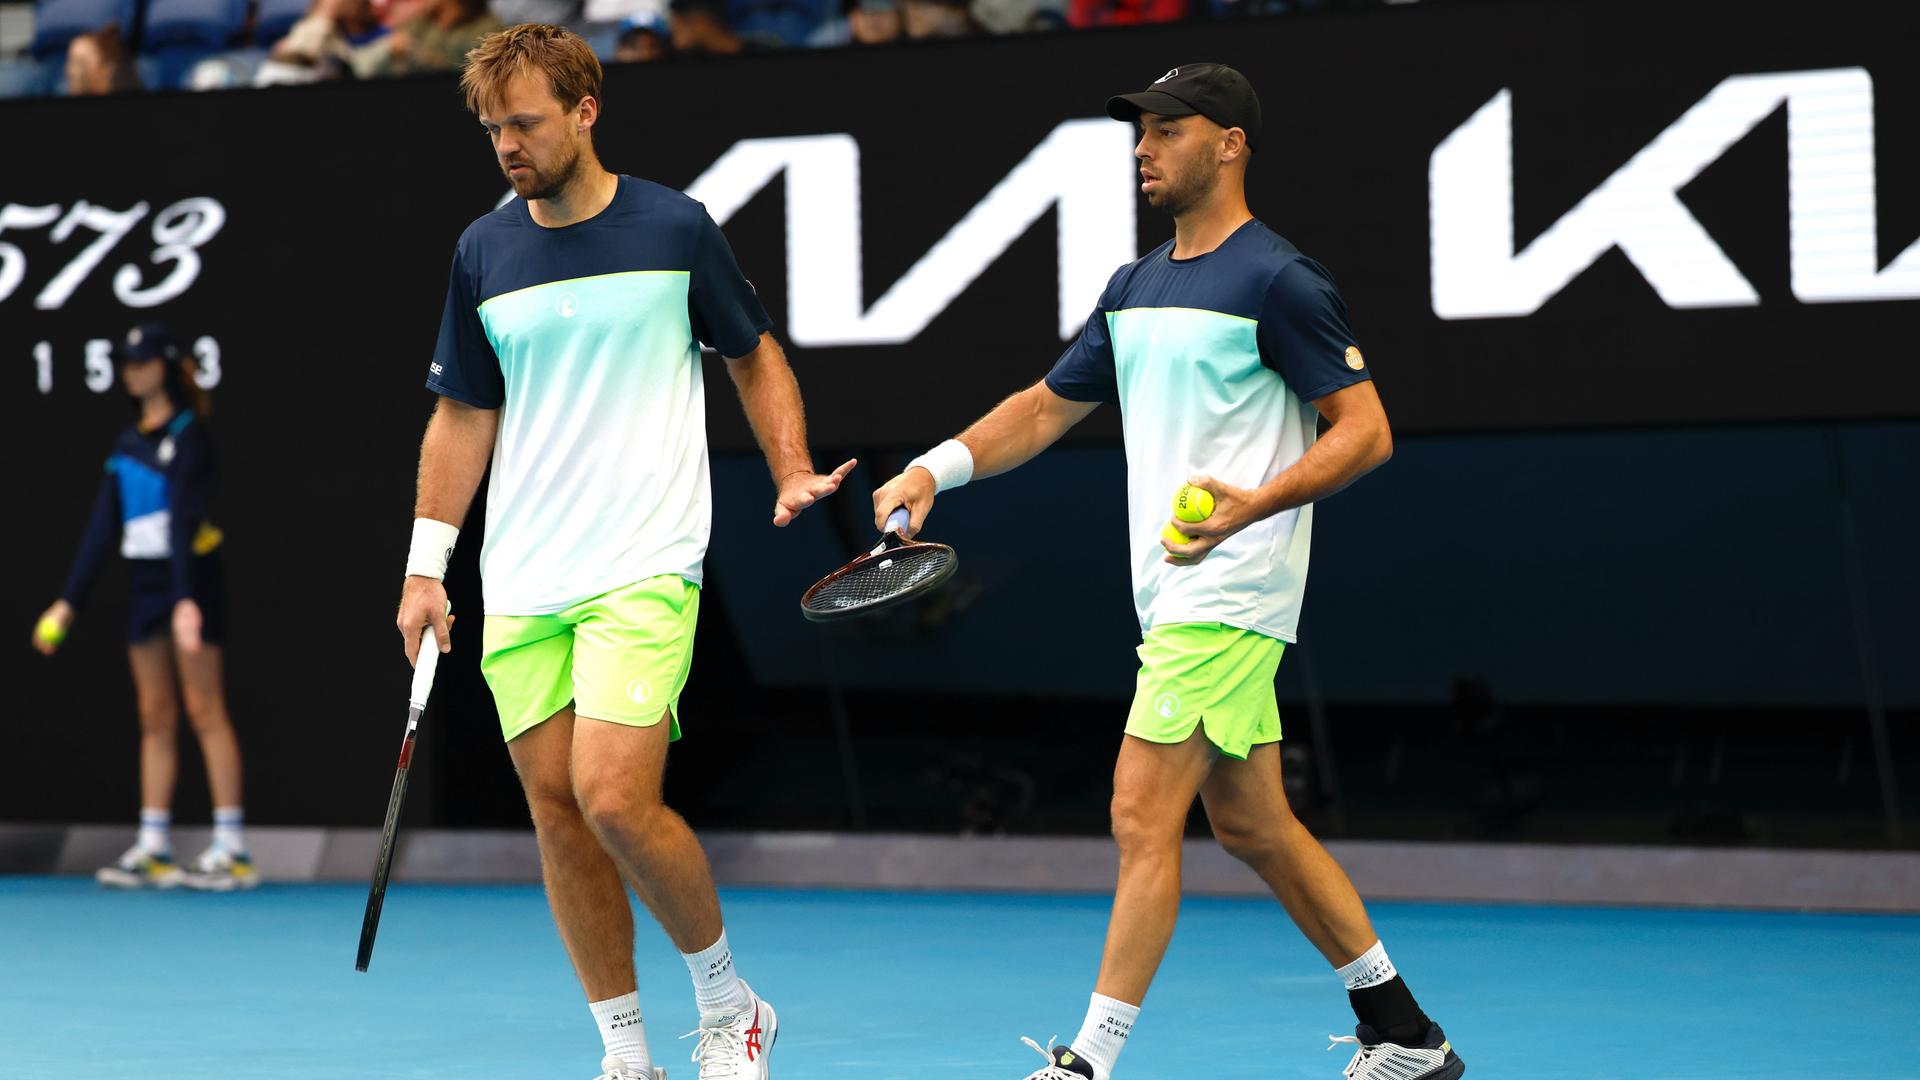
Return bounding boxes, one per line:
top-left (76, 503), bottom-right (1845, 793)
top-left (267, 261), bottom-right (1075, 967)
top-left (2, 0), bottom-right (1915, 455)
top-left (3, 0), bottom-right (1915, 824)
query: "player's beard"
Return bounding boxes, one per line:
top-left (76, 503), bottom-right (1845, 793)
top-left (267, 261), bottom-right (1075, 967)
top-left (506, 141), bottom-right (585, 202)
top-left (1150, 158), bottom-right (1221, 218)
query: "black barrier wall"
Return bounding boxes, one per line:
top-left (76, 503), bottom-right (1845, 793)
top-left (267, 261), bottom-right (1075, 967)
top-left (3, 0), bottom-right (1915, 830)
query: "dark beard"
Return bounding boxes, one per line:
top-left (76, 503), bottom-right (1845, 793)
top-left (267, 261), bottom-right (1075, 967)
top-left (510, 145), bottom-right (584, 202)
top-left (1151, 162), bottom-right (1221, 218)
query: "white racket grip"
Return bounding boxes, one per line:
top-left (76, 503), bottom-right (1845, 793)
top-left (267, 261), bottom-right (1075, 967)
top-left (885, 507), bottom-right (911, 535)
top-left (409, 604), bottom-right (450, 711)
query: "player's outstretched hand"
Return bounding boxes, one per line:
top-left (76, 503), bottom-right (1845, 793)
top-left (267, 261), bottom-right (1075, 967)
top-left (172, 599), bottom-right (204, 654)
top-left (1161, 474), bottom-right (1256, 564)
top-left (773, 458), bottom-right (857, 527)
top-left (396, 576), bottom-right (453, 668)
top-left (31, 600), bottom-right (74, 656)
top-left (872, 466), bottom-right (936, 539)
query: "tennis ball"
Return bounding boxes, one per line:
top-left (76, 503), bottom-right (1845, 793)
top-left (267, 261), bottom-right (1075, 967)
top-left (1173, 483), bottom-right (1214, 523)
top-left (1162, 521), bottom-right (1193, 554)
top-left (35, 616), bottom-right (65, 648)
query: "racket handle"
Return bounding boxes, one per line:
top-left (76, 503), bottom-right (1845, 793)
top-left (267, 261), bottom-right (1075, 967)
top-left (884, 506), bottom-right (911, 535)
top-left (408, 603), bottom-right (451, 711)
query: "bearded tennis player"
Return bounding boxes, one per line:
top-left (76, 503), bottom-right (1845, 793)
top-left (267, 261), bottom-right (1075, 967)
top-left (872, 64), bottom-right (1463, 1080)
top-left (394, 24), bottom-right (853, 1080)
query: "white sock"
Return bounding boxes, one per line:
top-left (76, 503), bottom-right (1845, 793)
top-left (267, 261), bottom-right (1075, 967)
top-left (137, 808), bottom-right (170, 854)
top-left (212, 806), bottom-right (246, 855)
top-left (1335, 940), bottom-right (1399, 991)
top-left (589, 992), bottom-right (652, 1074)
top-left (683, 930), bottom-right (752, 1017)
top-left (1070, 992), bottom-right (1138, 1080)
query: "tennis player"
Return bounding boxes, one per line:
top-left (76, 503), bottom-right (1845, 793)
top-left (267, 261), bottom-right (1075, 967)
top-left (33, 324), bottom-right (255, 892)
top-left (873, 65), bottom-right (1463, 1080)
top-left (393, 25), bottom-right (851, 1080)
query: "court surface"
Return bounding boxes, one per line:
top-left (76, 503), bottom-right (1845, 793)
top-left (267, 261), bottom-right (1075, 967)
top-left (2, 877), bottom-right (1914, 1078)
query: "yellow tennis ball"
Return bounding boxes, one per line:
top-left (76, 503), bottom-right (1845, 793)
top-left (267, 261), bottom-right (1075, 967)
top-left (1173, 483), bottom-right (1214, 523)
top-left (36, 616), bottom-right (66, 647)
top-left (1162, 521), bottom-right (1193, 554)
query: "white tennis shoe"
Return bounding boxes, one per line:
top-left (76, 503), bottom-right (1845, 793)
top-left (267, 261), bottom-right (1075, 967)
top-left (684, 983), bottom-right (775, 1079)
top-left (181, 846), bottom-right (261, 891)
top-left (594, 1055), bottom-right (664, 1080)
top-left (1328, 1023), bottom-right (1465, 1080)
top-left (96, 845), bottom-right (183, 889)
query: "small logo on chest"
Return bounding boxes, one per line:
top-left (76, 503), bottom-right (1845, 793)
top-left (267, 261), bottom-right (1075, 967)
top-left (556, 293), bottom-right (579, 318)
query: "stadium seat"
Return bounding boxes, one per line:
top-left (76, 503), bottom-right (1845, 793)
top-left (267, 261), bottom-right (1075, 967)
top-left (30, 0), bottom-right (140, 60)
top-left (0, 57), bottom-right (61, 97)
top-left (140, 0), bottom-right (246, 49)
top-left (253, 0), bottom-right (311, 44)
top-left (729, 0), bottom-right (830, 48)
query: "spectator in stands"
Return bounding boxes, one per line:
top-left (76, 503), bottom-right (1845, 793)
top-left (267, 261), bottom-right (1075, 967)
top-left (901, 0), bottom-right (975, 37)
top-left (64, 24), bottom-right (140, 95)
top-left (352, 0), bottom-right (502, 76)
top-left (846, 0), bottom-right (901, 44)
top-left (1066, 0), bottom-right (1184, 27)
top-left (666, 0), bottom-right (754, 55)
top-left (614, 13), bottom-right (671, 60)
top-left (256, 0), bottom-right (384, 84)
top-left (970, 0), bottom-right (1065, 33)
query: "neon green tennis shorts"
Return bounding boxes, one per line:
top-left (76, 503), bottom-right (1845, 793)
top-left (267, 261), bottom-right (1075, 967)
top-left (1124, 621), bottom-right (1286, 760)
top-left (480, 575), bottom-right (700, 743)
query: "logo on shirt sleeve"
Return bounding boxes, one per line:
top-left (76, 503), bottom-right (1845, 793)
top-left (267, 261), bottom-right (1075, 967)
top-left (1344, 346), bottom-right (1365, 370)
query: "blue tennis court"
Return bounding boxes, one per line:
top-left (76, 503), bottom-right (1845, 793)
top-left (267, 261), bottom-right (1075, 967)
top-left (3, 878), bottom-right (1914, 1078)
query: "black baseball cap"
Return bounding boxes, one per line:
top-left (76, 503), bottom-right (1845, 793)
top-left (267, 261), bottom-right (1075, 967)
top-left (1106, 63), bottom-right (1262, 148)
top-left (117, 323), bottom-right (180, 365)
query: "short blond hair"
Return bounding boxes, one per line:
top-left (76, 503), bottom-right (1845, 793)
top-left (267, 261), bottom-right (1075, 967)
top-left (461, 23), bottom-right (603, 117)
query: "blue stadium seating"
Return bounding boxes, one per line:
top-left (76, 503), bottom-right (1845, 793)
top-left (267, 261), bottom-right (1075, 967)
top-left (254, 0), bottom-right (311, 45)
top-left (729, 0), bottom-right (831, 48)
top-left (140, 0), bottom-right (247, 49)
top-left (31, 0), bottom-right (141, 60)
top-left (0, 57), bottom-right (61, 96)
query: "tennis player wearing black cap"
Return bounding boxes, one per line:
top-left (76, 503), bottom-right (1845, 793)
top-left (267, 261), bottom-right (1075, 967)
top-left (871, 64), bottom-right (1460, 1080)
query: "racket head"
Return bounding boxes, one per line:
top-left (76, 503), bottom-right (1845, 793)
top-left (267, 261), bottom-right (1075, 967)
top-left (800, 536), bottom-right (958, 622)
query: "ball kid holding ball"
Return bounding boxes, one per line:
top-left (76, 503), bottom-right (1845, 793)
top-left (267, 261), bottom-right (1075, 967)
top-left (32, 324), bottom-right (257, 892)
top-left (871, 64), bottom-right (1461, 1080)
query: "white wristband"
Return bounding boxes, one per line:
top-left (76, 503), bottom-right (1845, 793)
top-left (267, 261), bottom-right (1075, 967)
top-left (406, 518), bottom-right (460, 580)
top-left (907, 438), bottom-right (974, 493)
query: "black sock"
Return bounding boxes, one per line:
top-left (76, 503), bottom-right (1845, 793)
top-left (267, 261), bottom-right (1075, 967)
top-left (1348, 976), bottom-right (1431, 1046)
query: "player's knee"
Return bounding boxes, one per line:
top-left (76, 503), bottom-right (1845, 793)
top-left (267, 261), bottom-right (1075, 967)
top-left (522, 781), bottom-right (582, 833)
top-left (1211, 817), bottom-right (1279, 865)
top-left (574, 772), bottom-right (664, 844)
top-left (1109, 788), bottom-right (1180, 856)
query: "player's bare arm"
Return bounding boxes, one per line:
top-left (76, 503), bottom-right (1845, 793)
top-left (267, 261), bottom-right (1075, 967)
top-left (396, 396), bottom-right (498, 664)
top-left (871, 379), bottom-right (1099, 537)
top-left (724, 330), bottom-right (857, 527)
top-left (1163, 378), bottom-right (1392, 563)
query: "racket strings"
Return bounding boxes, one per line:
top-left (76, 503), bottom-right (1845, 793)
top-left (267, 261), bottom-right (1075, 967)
top-left (806, 547), bottom-right (955, 612)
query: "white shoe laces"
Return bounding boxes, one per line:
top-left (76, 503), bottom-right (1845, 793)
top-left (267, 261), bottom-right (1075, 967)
top-left (1019, 1037), bottom-right (1087, 1080)
top-left (1327, 1034), bottom-right (1372, 1079)
top-left (1327, 1033), bottom-right (1444, 1080)
top-left (681, 1020), bottom-right (748, 1079)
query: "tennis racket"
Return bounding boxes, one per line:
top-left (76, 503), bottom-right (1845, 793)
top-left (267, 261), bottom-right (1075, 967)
top-left (355, 608), bottom-right (448, 972)
top-left (800, 507), bottom-right (958, 622)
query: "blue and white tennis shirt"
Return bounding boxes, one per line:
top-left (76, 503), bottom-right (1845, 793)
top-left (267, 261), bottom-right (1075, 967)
top-left (1046, 219), bottom-right (1371, 643)
top-left (427, 176), bottom-right (772, 615)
